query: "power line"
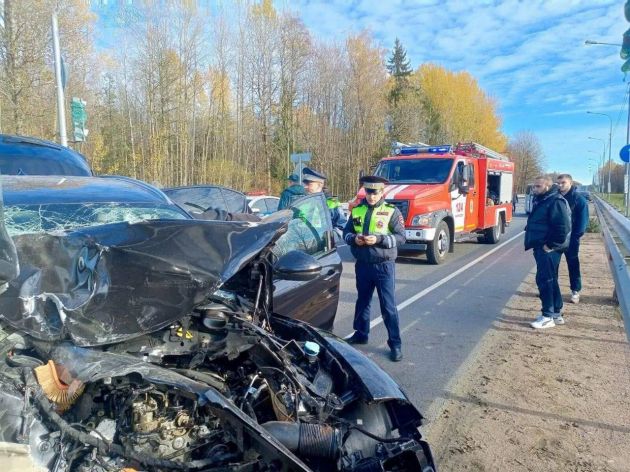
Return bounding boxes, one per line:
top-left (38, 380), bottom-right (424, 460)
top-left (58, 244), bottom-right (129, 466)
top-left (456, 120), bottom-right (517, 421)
top-left (612, 83), bottom-right (630, 140)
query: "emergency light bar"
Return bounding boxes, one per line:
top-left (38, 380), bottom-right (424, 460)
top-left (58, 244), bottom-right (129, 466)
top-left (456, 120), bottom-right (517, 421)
top-left (393, 144), bottom-right (452, 155)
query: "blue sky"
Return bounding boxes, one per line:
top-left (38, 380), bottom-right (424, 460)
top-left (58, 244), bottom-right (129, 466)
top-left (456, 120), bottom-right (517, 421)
top-left (281, 0), bottom-right (627, 185)
top-left (91, 0), bottom-right (627, 185)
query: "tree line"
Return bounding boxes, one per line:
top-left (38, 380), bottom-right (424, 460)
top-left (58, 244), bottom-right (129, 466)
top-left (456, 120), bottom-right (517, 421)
top-left (1, 0), bottom-right (549, 198)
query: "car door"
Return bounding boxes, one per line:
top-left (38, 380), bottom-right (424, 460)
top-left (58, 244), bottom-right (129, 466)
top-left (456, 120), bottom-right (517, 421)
top-left (221, 188), bottom-right (249, 213)
top-left (272, 193), bottom-right (342, 331)
top-left (265, 197), bottom-right (279, 213)
top-left (249, 198), bottom-right (268, 215)
top-left (164, 186), bottom-right (226, 216)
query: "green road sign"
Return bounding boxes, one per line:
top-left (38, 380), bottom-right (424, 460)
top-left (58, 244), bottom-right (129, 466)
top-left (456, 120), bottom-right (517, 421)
top-left (71, 97), bottom-right (88, 142)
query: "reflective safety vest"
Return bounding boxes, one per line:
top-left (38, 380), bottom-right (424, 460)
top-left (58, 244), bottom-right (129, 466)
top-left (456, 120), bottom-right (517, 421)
top-left (326, 197), bottom-right (340, 209)
top-left (351, 202), bottom-right (396, 235)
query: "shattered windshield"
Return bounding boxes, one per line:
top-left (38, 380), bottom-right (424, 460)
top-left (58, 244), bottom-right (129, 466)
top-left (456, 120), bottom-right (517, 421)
top-left (4, 203), bottom-right (188, 236)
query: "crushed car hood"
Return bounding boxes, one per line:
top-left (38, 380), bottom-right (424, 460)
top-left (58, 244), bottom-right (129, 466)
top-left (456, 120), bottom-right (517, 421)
top-left (0, 218), bottom-right (288, 346)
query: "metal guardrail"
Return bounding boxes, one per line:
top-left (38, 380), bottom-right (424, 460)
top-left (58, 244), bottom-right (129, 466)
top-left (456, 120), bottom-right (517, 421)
top-left (593, 196), bottom-right (630, 341)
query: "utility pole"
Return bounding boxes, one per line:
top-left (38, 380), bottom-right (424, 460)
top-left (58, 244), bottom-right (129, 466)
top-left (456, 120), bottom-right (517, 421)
top-left (626, 84), bottom-right (630, 216)
top-left (52, 12), bottom-right (67, 147)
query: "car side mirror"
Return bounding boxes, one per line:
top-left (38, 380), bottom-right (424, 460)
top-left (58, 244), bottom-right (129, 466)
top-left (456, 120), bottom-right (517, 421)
top-left (457, 164), bottom-right (471, 194)
top-left (251, 207), bottom-right (261, 214)
top-left (274, 250), bottom-right (322, 281)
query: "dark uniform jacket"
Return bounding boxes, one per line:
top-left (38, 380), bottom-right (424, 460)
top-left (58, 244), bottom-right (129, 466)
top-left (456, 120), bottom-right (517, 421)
top-left (524, 186), bottom-right (571, 251)
top-left (278, 184), bottom-right (306, 210)
top-left (562, 186), bottom-right (588, 240)
top-left (327, 198), bottom-right (348, 233)
top-left (342, 198), bottom-right (406, 263)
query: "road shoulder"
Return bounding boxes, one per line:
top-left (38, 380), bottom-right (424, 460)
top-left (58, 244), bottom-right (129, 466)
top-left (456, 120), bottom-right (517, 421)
top-left (424, 233), bottom-right (630, 471)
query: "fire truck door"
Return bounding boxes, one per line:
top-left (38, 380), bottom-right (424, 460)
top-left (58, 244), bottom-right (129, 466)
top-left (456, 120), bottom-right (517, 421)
top-left (464, 161), bottom-right (479, 231)
top-left (450, 161), bottom-right (468, 232)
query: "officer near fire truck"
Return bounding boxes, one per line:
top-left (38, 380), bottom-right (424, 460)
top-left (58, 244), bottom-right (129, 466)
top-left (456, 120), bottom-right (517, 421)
top-left (343, 176), bottom-right (405, 362)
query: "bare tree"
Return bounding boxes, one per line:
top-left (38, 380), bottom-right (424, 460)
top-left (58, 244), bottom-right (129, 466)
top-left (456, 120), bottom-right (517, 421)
top-left (507, 131), bottom-right (545, 193)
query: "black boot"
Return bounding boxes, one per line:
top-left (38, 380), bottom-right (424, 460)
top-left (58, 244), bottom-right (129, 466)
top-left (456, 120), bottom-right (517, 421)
top-left (344, 332), bottom-right (368, 345)
top-left (390, 346), bottom-right (402, 362)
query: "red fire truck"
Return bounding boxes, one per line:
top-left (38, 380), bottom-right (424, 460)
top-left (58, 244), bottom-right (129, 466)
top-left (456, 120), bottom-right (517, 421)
top-left (351, 142), bottom-right (515, 264)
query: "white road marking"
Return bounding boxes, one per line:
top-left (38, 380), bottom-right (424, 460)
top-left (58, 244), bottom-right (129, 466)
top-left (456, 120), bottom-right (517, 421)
top-left (348, 231), bottom-right (525, 336)
top-left (444, 289), bottom-right (459, 300)
top-left (378, 316), bottom-right (425, 348)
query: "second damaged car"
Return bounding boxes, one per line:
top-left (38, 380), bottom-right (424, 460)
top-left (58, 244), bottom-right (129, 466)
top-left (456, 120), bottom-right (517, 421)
top-left (0, 182), bottom-right (435, 471)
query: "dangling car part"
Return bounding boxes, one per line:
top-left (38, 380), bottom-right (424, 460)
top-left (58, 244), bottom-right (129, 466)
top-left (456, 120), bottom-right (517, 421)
top-left (0, 208), bottom-right (435, 470)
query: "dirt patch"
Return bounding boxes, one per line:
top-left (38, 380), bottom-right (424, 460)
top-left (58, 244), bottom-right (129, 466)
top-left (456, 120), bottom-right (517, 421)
top-left (425, 233), bottom-right (630, 471)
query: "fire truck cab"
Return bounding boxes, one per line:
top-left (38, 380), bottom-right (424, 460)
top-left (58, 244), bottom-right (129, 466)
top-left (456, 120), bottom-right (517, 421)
top-left (351, 142), bottom-right (515, 264)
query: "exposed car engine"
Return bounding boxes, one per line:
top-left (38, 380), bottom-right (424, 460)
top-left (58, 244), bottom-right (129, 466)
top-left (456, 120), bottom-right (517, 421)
top-left (0, 304), bottom-right (434, 471)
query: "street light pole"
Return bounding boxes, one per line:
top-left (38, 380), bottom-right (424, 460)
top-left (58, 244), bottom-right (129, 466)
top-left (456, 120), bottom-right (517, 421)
top-left (587, 150), bottom-right (602, 190)
top-left (585, 40), bottom-right (622, 47)
top-left (587, 112), bottom-right (613, 196)
top-left (626, 83), bottom-right (630, 216)
top-left (51, 12), bottom-right (67, 147)
top-left (588, 137), bottom-right (606, 192)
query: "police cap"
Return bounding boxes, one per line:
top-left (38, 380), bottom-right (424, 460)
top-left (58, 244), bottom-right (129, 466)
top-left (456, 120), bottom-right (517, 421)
top-left (302, 167), bottom-right (327, 184)
top-left (360, 175), bottom-right (388, 191)
top-left (287, 173), bottom-right (299, 182)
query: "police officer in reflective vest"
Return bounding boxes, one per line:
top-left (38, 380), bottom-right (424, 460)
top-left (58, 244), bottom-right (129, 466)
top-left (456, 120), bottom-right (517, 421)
top-left (343, 176), bottom-right (405, 361)
top-left (302, 167), bottom-right (347, 235)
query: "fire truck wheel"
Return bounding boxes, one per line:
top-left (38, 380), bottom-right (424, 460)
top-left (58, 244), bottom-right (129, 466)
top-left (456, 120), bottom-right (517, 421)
top-left (426, 220), bottom-right (450, 264)
top-left (483, 220), bottom-right (502, 244)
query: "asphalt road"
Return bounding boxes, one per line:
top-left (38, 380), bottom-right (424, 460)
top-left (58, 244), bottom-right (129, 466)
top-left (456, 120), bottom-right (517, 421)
top-left (332, 206), bottom-right (534, 416)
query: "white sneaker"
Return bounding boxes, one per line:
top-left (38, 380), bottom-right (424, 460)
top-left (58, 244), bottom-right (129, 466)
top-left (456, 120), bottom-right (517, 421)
top-left (530, 315), bottom-right (555, 329)
top-left (553, 314), bottom-right (565, 325)
top-left (571, 291), bottom-right (580, 304)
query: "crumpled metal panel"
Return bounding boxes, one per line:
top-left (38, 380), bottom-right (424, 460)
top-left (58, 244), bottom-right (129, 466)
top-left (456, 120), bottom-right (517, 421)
top-left (0, 218), bottom-right (287, 346)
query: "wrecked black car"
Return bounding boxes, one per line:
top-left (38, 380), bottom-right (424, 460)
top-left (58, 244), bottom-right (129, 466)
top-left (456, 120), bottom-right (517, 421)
top-left (0, 179), bottom-right (436, 471)
top-left (1, 175), bottom-right (341, 330)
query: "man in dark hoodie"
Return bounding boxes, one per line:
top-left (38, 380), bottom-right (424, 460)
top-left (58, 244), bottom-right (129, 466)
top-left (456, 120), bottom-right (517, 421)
top-left (556, 174), bottom-right (588, 305)
top-left (525, 176), bottom-right (572, 329)
top-left (342, 176), bottom-right (406, 361)
top-left (278, 174), bottom-right (305, 210)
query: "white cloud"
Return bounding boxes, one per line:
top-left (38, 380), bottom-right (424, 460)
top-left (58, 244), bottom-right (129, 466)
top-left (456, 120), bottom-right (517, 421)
top-left (283, 1), bottom-right (628, 182)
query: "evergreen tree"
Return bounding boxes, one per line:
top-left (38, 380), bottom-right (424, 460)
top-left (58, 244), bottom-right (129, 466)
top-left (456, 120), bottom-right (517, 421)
top-left (387, 38), bottom-right (411, 78)
top-left (386, 38), bottom-right (414, 139)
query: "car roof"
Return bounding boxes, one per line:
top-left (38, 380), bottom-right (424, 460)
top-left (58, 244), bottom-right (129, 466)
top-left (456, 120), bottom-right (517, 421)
top-left (164, 184), bottom-right (245, 194)
top-left (2, 175), bottom-right (177, 206)
top-left (247, 195), bottom-right (279, 202)
top-left (0, 134), bottom-right (92, 176)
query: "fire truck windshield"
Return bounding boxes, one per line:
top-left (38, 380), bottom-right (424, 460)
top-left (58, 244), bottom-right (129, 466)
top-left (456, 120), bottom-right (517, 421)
top-left (374, 158), bottom-right (453, 184)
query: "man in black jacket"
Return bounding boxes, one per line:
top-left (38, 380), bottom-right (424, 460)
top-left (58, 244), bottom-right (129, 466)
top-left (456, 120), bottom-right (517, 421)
top-left (556, 174), bottom-right (588, 304)
top-left (525, 176), bottom-right (572, 329)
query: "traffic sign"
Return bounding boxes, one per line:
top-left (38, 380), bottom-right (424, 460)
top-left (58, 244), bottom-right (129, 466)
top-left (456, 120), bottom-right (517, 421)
top-left (290, 152), bottom-right (311, 163)
top-left (620, 144), bottom-right (630, 163)
top-left (71, 97), bottom-right (88, 142)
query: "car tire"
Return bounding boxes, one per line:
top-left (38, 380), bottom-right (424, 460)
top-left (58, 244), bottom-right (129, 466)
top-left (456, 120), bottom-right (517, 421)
top-left (426, 221), bottom-right (449, 265)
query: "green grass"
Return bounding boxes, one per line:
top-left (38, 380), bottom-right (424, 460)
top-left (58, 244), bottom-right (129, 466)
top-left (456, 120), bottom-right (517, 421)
top-left (595, 193), bottom-right (627, 213)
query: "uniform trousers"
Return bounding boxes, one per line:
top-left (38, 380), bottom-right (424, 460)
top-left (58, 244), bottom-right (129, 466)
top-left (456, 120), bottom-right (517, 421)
top-left (353, 260), bottom-right (401, 348)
